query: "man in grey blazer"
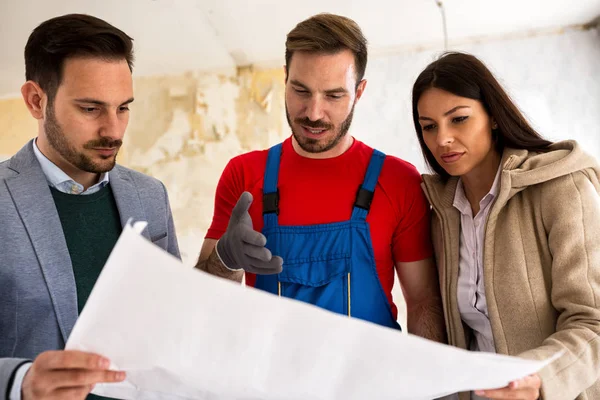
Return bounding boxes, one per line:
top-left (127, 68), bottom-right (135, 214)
top-left (0, 14), bottom-right (180, 400)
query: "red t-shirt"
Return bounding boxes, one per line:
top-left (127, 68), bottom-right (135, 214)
top-left (206, 137), bottom-right (432, 319)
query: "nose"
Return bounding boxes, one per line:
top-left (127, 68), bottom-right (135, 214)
top-left (100, 110), bottom-right (125, 141)
top-left (436, 125), bottom-right (454, 147)
top-left (305, 96), bottom-right (325, 122)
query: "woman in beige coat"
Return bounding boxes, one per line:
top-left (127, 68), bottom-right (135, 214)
top-left (413, 52), bottom-right (600, 400)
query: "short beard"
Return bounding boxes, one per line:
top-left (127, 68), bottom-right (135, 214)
top-left (286, 102), bottom-right (355, 154)
top-left (44, 99), bottom-right (121, 174)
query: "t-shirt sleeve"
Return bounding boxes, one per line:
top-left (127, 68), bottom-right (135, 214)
top-left (205, 157), bottom-right (245, 240)
top-left (391, 162), bottom-right (433, 263)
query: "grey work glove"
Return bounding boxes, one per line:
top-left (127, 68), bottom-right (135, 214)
top-left (216, 191), bottom-right (283, 274)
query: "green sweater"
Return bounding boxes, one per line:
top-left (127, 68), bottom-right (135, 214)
top-left (51, 184), bottom-right (122, 400)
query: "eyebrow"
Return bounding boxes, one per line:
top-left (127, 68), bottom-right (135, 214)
top-left (74, 97), bottom-right (135, 107)
top-left (325, 87), bottom-right (348, 95)
top-left (290, 80), bottom-right (309, 90)
top-left (290, 80), bottom-right (348, 95)
top-left (419, 105), bottom-right (471, 121)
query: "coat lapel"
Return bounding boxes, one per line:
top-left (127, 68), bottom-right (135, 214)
top-left (109, 166), bottom-right (151, 241)
top-left (5, 140), bottom-right (78, 342)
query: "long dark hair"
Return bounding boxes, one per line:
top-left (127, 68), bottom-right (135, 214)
top-left (412, 52), bottom-right (552, 179)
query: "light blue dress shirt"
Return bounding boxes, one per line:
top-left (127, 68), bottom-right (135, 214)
top-left (32, 139), bottom-right (110, 194)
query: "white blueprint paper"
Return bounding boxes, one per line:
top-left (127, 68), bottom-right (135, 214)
top-left (66, 223), bottom-right (561, 400)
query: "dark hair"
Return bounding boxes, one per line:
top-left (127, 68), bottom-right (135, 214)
top-left (412, 52), bottom-right (552, 179)
top-left (285, 13), bottom-right (368, 85)
top-left (25, 14), bottom-right (134, 101)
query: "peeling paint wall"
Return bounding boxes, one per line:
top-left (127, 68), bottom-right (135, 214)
top-left (1, 28), bottom-right (599, 327)
top-left (0, 67), bottom-right (286, 264)
top-left (125, 67), bottom-right (286, 264)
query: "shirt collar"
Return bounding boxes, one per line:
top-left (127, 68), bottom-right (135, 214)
top-left (453, 164), bottom-right (502, 217)
top-left (32, 139), bottom-right (109, 195)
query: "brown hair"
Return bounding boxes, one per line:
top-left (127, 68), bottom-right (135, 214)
top-left (25, 13), bottom-right (134, 101)
top-left (285, 13), bottom-right (368, 85)
top-left (412, 52), bottom-right (552, 180)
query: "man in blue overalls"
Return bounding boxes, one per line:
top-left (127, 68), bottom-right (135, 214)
top-left (196, 13), bottom-right (445, 341)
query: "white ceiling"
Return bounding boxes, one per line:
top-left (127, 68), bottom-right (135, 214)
top-left (1, 0), bottom-right (599, 97)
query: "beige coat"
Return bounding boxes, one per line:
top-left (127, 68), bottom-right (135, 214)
top-left (422, 141), bottom-right (600, 400)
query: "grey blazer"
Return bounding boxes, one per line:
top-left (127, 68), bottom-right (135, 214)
top-left (0, 140), bottom-right (180, 396)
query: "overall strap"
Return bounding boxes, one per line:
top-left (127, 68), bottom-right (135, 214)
top-left (262, 143), bottom-right (282, 228)
top-left (351, 149), bottom-right (386, 221)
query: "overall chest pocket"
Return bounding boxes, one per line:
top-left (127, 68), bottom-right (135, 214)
top-left (265, 222), bottom-right (354, 315)
top-left (278, 254), bottom-right (351, 315)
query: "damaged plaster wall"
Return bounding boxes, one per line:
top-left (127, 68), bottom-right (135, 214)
top-left (1, 26), bottom-right (599, 327)
top-left (124, 67), bottom-right (287, 264)
top-left (0, 67), bottom-right (287, 268)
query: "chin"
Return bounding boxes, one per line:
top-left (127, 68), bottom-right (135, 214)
top-left (444, 165), bottom-right (471, 177)
top-left (92, 159), bottom-right (117, 173)
top-left (435, 162), bottom-right (461, 177)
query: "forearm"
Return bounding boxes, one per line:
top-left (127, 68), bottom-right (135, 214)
top-left (406, 296), bottom-right (447, 343)
top-left (194, 248), bottom-right (243, 283)
top-left (517, 328), bottom-right (600, 400)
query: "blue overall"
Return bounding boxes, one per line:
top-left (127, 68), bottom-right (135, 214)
top-left (254, 143), bottom-right (401, 330)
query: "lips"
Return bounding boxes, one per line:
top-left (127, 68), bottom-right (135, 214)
top-left (301, 125), bottom-right (328, 138)
top-left (93, 148), bottom-right (118, 157)
top-left (440, 152), bottom-right (465, 163)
